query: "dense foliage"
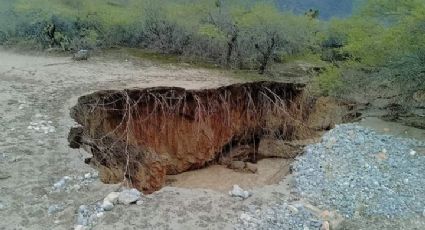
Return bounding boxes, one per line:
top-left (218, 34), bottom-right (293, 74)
top-left (0, 0), bottom-right (423, 94)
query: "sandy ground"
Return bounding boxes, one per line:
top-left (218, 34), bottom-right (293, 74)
top-left (0, 49), bottom-right (296, 230)
top-left (168, 158), bottom-right (292, 192)
top-left (1, 49), bottom-right (423, 230)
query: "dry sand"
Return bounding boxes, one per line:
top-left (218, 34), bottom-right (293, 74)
top-left (0, 49), bottom-right (294, 230)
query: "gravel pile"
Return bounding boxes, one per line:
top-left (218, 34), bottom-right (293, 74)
top-left (293, 124), bottom-right (425, 218)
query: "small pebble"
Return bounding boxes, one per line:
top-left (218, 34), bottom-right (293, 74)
top-left (104, 192), bottom-right (120, 204)
top-left (84, 173), bottom-right (91, 179)
top-left (118, 188), bottom-right (141, 205)
top-left (101, 200), bottom-right (114, 211)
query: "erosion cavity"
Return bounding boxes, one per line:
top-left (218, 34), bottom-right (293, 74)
top-left (68, 81), bottom-right (358, 193)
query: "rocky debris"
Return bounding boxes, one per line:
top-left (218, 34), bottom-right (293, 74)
top-left (321, 221), bottom-right (330, 230)
top-left (227, 161), bottom-right (258, 173)
top-left (51, 172), bottom-right (98, 192)
top-left (73, 50), bottom-right (89, 61)
top-left (27, 114), bottom-right (55, 134)
top-left (104, 192), bottom-right (120, 204)
top-left (74, 225), bottom-right (87, 230)
top-left (69, 82), bottom-right (310, 193)
top-left (118, 188), bottom-right (141, 205)
top-left (236, 201), bottom-right (324, 230)
top-left (0, 170), bottom-right (11, 180)
top-left (228, 161), bottom-right (246, 171)
top-left (77, 205), bottom-right (97, 227)
top-left (48, 204), bottom-right (65, 215)
top-left (101, 200), bottom-right (114, 211)
top-left (229, 185), bottom-right (250, 199)
top-left (293, 124), bottom-right (425, 218)
top-left (245, 162), bottom-right (258, 173)
top-left (75, 188), bottom-right (143, 227)
top-left (258, 138), bottom-right (319, 159)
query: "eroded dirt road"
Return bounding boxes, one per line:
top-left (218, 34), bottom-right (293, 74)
top-left (0, 49), bottom-right (297, 229)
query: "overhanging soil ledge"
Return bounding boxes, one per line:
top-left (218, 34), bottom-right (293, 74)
top-left (68, 81), bottom-right (359, 193)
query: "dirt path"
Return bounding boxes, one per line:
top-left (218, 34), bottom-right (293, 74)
top-left (0, 49), bottom-right (296, 229)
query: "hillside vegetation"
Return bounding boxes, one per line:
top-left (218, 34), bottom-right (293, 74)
top-left (0, 0), bottom-right (424, 97)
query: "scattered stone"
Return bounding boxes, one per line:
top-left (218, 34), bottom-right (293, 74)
top-left (84, 173), bottom-right (91, 179)
top-left (410, 149), bottom-right (416, 156)
top-left (48, 204), bottom-right (64, 215)
top-left (74, 225), bottom-right (86, 230)
top-left (229, 185), bottom-right (250, 199)
top-left (0, 171), bottom-right (11, 180)
top-left (73, 184), bottom-right (81, 191)
top-left (287, 205), bottom-right (299, 214)
top-left (245, 162), bottom-right (258, 173)
top-left (235, 201), bottom-right (324, 230)
top-left (101, 200), bottom-right (114, 211)
top-left (376, 152), bottom-right (388, 161)
top-left (240, 213), bottom-right (252, 222)
top-left (228, 161), bottom-right (245, 171)
top-left (118, 188), bottom-right (141, 205)
top-left (28, 117), bottom-right (55, 134)
top-left (53, 178), bottom-right (66, 190)
top-left (321, 221), bottom-right (330, 230)
top-left (73, 50), bottom-right (89, 61)
top-left (104, 192), bottom-right (120, 204)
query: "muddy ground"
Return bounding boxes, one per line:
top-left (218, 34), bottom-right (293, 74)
top-left (0, 48), bottom-right (424, 230)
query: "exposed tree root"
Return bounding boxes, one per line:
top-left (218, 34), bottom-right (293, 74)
top-left (68, 81), bottom-right (358, 193)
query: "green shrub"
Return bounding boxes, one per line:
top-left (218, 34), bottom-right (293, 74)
top-left (315, 66), bottom-right (343, 96)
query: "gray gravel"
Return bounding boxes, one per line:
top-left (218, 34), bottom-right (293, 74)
top-left (236, 202), bottom-right (323, 230)
top-left (293, 124), bottom-right (425, 219)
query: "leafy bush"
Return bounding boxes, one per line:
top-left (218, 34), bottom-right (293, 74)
top-left (315, 65), bottom-right (343, 96)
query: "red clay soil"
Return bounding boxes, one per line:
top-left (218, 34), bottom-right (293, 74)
top-left (68, 81), bottom-right (313, 193)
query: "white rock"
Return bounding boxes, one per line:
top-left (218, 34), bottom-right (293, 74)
top-left (118, 188), bottom-right (141, 205)
top-left (73, 184), bottom-right (81, 191)
top-left (136, 200), bottom-right (143, 205)
top-left (104, 192), bottom-right (120, 204)
top-left (382, 148), bottom-right (387, 153)
top-left (101, 200), bottom-right (114, 211)
top-left (409, 149), bottom-right (416, 156)
top-left (287, 205), bottom-right (299, 214)
top-left (96, 212), bottom-right (104, 218)
top-left (240, 213), bottom-right (252, 222)
top-left (91, 171), bottom-right (99, 178)
top-left (84, 173), bottom-right (91, 179)
top-left (53, 179), bottom-right (66, 189)
top-left (74, 225), bottom-right (86, 230)
top-left (229, 185), bottom-right (250, 199)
